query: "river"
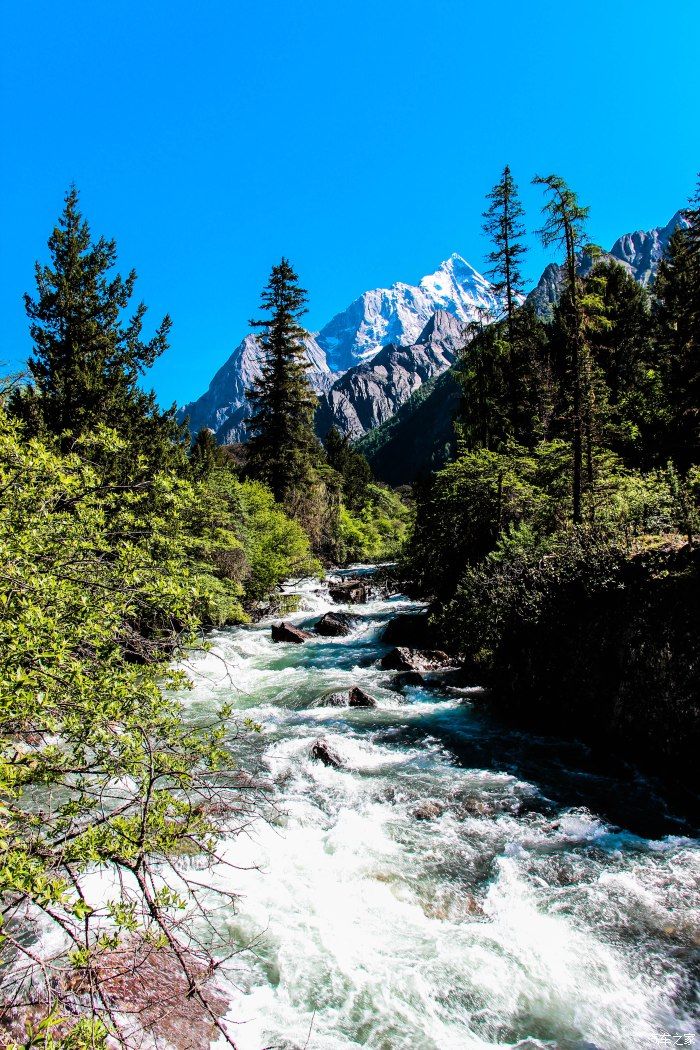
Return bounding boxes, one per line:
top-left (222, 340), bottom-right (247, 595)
top-left (178, 566), bottom-right (699, 1050)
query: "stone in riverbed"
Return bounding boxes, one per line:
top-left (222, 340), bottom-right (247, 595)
top-left (411, 800), bottom-right (445, 820)
top-left (311, 736), bottom-right (344, 767)
top-left (389, 671), bottom-right (425, 691)
top-left (271, 621), bottom-right (312, 644)
top-left (380, 647), bottom-right (451, 672)
top-left (313, 611), bottom-right (355, 637)
top-left (348, 686), bottom-right (377, 708)
top-left (316, 691), bottom-right (349, 707)
top-left (328, 579), bottom-right (368, 604)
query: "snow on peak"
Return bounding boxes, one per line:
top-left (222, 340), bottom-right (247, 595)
top-left (316, 255), bottom-right (502, 371)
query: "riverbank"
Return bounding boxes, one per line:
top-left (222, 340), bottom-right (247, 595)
top-left (174, 565), bottom-right (699, 1049)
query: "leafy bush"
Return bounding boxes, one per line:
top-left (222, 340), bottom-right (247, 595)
top-left (0, 412), bottom-right (246, 1043)
top-left (335, 484), bottom-right (410, 563)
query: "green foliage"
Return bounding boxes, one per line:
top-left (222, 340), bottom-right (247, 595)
top-left (335, 484), bottom-right (410, 563)
top-left (323, 427), bottom-right (373, 510)
top-left (11, 187), bottom-right (187, 476)
top-left (0, 408), bottom-right (245, 1043)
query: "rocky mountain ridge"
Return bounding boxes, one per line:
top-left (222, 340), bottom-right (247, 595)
top-left (178, 254), bottom-right (501, 443)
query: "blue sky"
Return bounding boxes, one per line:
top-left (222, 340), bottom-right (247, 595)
top-left (1, 0), bottom-right (698, 407)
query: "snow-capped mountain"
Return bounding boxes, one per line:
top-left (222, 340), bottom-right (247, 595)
top-left (315, 254), bottom-right (501, 372)
top-left (179, 254), bottom-right (500, 443)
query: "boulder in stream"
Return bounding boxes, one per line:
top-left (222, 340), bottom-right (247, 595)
top-left (348, 686), bottom-right (378, 708)
top-left (380, 647), bottom-right (452, 672)
top-left (411, 800), bottom-right (445, 820)
top-left (316, 691), bottom-right (349, 707)
top-left (313, 611), bottom-right (355, 637)
top-left (311, 736), bottom-right (344, 767)
top-left (328, 579), bottom-right (368, 604)
top-left (389, 671), bottom-right (425, 691)
top-left (271, 621), bottom-right (312, 644)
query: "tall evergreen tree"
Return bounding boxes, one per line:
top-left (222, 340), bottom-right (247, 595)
top-left (533, 174), bottom-right (590, 523)
top-left (482, 165), bottom-right (528, 430)
top-left (245, 259), bottom-right (319, 504)
top-left (654, 178), bottom-right (700, 466)
top-left (15, 187), bottom-right (183, 467)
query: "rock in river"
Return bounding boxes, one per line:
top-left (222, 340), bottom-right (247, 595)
top-left (313, 611), bottom-right (355, 637)
top-left (271, 622), bottom-right (312, 644)
top-left (348, 686), bottom-right (378, 708)
top-left (316, 691), bottom-right (349, 707)
top-left (411, 800), bottom-right (445, 820)
top-left (328, 579), bottom-right (368, 604)
top-left (311, 737), bottom-right (344, 768)
top-left (381, 612), bottom-right (433, 647)
top-left (380, 647), bottom-right (451, 672)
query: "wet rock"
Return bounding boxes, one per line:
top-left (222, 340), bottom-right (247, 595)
top-left (460, 796), bottom-right (493, 817)
top-left (311, 736), bottom-right (344, 767)
top-left (313, 611), bottom-right (355, 637)
top-left (316, 691), bottom-right (349, 707)
top-left (271, 621), bottom-right (312, 644)
top-left (411, 800), bottom-right (445, 820)
top-left (381, 612), bottom-right (433, 647)
top-left (380, 647), bottom-right (451, 672)
top-left (348, 685), bottom-right (377, 708)
top-left (389, 670), bottom-right (425, 691)
top-left (328, 579), bottom-right (368, 604)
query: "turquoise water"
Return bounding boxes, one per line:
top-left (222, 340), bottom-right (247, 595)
top-left (178, 569), bottom-right (699, 1050)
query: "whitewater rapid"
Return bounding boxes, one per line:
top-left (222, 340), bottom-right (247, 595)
top-left (176, 568), bottom-right (699, 1050)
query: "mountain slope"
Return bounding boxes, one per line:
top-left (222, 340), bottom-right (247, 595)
top-left (528, 211), bottom-right (687, 318)
top-left (178, 255), bottom-right (500, 442)
top-left (179, 334), bottom-right (338, 445)
top-left (356, 368), bottom-right (462, 486)
top-left (315, 311), bottom-right (465, 439)
top-left (366, 210), bottom-right (687, 485)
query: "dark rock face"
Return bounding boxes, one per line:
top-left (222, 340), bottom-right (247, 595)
top-left (382, 612), bottom-right (433, 648)
top-left (311, 737), bottom-right (344, 768)
top-left (315, 311), bottom-right (466, 440)
top-left (271, 622), bottom-right (312, 644)
top-left (357, 368), bottom-right (462, 487)
top-left (348, 686), bottom-right (377, 708)
top-left (328, 580), bottom-right (368, 604)
top-left (313, 612), bottom-right (355, 637)
top-left (316, 691), bottom-right (349, 707)
top-left (380, 647), bottom-right (451, 671)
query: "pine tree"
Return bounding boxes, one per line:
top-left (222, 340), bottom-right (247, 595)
top-left (654, 178), bottom-right (700, 466)
top-left (15, 187), bottom-right (183, 467)
top-left (245, 259), bottom-right (319, 504)
top-left (482, 165), bottom-right (528, 431)
top-left (533, 174), bottom-right (590, 523)
top-left (190, 426), bottom-right (221, 478)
